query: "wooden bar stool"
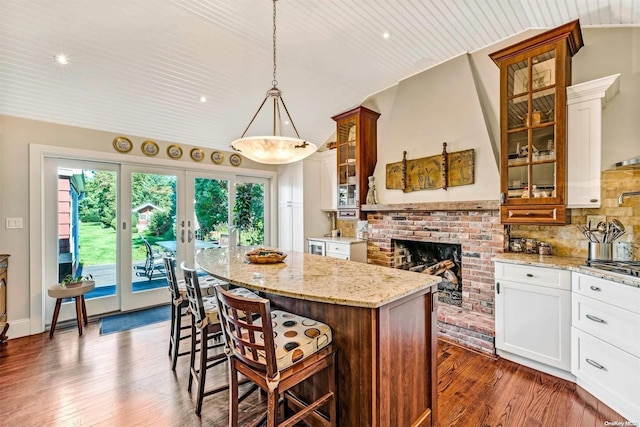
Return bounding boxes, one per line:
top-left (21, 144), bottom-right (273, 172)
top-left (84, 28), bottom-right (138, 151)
top-left (47, 281), bottom-right (95, 338)
top-left (181, 263), bottom-right (260, 416)
top-left (163, 256), bottom-right (225, 371)
top-left (215, 286), bottom-right (337, 427)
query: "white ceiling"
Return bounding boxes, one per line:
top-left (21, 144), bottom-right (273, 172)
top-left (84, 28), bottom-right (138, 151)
top-left (1, 1), bottom-right (639, 151)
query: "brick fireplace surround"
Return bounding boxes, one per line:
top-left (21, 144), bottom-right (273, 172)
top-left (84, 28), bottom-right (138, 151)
top-left (365, 205), bottom-right (504, 354)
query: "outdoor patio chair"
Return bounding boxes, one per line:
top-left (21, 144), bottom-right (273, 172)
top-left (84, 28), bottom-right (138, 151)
top-left (134, 235), bottom-right (166, 280)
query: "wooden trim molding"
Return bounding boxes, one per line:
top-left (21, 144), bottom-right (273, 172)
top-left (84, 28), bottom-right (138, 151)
top-left (361, 200), bottom-right (499, 212)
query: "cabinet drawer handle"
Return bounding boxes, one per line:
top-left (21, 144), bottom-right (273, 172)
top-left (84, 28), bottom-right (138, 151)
top-left (586, 314), bottom-right (605, 323)
top-left (526, 273), bottom-right (534, 277)
top-left (590, 286), bottom-right (601, 292)
top-left (586, 358), bottom-right (605, 370)
top-left (590, 199), bottom-right (598, 203)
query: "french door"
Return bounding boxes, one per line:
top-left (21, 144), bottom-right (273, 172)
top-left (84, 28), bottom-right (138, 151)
top-left (44, 158), bottom-right (271, 322)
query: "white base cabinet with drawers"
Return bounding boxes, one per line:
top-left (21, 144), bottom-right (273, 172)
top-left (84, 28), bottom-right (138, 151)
top-left (307, 238), bottom-right (366, 263)
top-left (571, 273), bottom-right (640, 422)
top-left (494, 262), bottom-right (574, 381)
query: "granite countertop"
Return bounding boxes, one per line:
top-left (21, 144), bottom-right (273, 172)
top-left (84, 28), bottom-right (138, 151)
top-left (195, 247), bottom-right (440, 308)
top-left (306, 236), bottom-right (366, 244)
top-left (493, 253), bottom-right (640, 288)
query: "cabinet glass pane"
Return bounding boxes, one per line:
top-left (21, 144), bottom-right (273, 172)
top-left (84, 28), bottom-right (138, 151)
top-left (507, 96), bottom-right (528, 130)
top-left (532, 125), bottom-right (555, 162)
top-left (508, 58), bottom-right (528, 97)
top-left (338, 184), bottom-right (357, 207)
top-left (507, 165), bottom-right (528, 199)
top-left (531, 163), bottom-right (556, 198)
top-left (531, 88), bottom-right (555, 126)
top-left (531, 50), bottom-right (555, 91)
top-left (507, 130), bottom-right (529, 166)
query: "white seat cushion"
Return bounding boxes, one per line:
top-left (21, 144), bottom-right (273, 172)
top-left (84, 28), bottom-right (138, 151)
top-left (257, 310), bottom-right (332, 371)
top-left (177, 275), bottom-right (225, 298)
top-left (200, 287), bottom-right (260, 325)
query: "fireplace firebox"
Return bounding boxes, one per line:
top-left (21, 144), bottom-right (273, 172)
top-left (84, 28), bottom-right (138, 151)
top-left (393, 239), bottom-right (462, 306)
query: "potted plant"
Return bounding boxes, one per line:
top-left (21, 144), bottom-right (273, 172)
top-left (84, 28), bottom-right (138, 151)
top-left (59, 273), bottom-right (94, 289)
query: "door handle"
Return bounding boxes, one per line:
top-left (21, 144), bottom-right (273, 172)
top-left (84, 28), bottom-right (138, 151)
top-left (586, 358), bottom-right (605, 370)
top-left (586, 314), bottom-right (605, 323)
top-left (188, 230), bottom-right (193, 243)
top-left (122, 222), bottom-right (127, 230)
top-left (181, 229), bottom-right (185, 243)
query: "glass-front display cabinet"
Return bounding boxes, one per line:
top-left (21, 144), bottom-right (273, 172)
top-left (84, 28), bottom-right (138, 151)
top-left (490, 20), bottom-right (583, 225)
top-left (332, 106), bottom-right (380, 220)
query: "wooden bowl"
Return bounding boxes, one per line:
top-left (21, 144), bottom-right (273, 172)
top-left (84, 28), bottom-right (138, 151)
top-left (245, 248), bottom-right (287, 264)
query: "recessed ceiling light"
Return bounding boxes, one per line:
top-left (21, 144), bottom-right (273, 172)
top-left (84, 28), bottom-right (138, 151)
top-left (382, 32), bottom-right (391, 40)
top-left (284, 120), bottom-right (290, 125)
top-left (200, 96), bottom-right (207, 103)
top-left (54, 54), bottom-right (68, 65)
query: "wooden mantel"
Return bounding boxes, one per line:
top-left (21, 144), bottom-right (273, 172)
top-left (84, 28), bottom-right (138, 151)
top-left (361, 200), bottom-right (500, 212)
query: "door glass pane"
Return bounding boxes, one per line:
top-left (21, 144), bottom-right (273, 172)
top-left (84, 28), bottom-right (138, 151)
top-left (194, 178), bottom-right (229, 248)
top-left (234, 180), bottom-right (265, 246)
top-left (507, 165), bottom-right (528, 199)
top-left (531, 163), bottom-right (556, 198)
top-left (532, 88), bottom-right (555, 125)
top-left (508, 58), bottom-right (528, 97)
top-left (131, 172), bottom-right (176, 292)
top-left (63, 168), bottom-right (118, 300)
top-left (532, 126), bottom-right (555, 162)
top-left (507, 130), bottom-right (528, 166)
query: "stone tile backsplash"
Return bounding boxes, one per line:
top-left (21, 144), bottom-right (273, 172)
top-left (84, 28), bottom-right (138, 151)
top-left (510, 170), bottom-right (640, 259)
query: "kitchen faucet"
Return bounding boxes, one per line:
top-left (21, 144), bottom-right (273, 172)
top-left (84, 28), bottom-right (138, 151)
top-left (618, 191), bottom-right (640, 205)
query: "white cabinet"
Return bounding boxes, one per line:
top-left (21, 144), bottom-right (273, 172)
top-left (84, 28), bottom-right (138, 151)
top-left (566, 74), bottom-right (620, 208)
top-left (317, 150), bottom-right (337, 211)
top-left (307, 238), bottom-right (367, 263)
top-left (278, 158), bottom-right (326, 252)
top-left (571, 273), bottom-right (640, 421)
top-left (494, 262), bottom-right (573, 380)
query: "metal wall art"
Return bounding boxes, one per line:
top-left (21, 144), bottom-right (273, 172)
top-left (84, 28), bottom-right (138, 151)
top-left (386, 143), bottom-right (475, 192)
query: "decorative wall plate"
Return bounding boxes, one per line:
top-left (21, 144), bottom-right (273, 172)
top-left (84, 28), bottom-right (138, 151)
top-left (167, 145), bottom-right (183, 159)
top-left (141, 140), bottom-right (159, 156)
top-left (229, 153), bottom-right (242, 167)
top-left (113, 136), bottom-right (133, 153)
top-left (211, 151), bottom-right (224, 164)
top-left (190, 148), bottom-right (205, 162)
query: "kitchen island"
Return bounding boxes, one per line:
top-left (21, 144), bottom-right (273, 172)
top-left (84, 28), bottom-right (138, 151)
top-left (196, 247), bottom-right (441, 427)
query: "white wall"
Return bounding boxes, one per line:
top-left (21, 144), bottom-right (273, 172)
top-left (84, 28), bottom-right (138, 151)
top-left (0, 116), bottom-right (276, 336)
top-left (364, 53), bottom-right (500, 204)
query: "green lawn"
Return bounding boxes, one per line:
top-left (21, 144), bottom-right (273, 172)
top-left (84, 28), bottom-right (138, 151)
top-left (78, 222), bottom-right (152, 265)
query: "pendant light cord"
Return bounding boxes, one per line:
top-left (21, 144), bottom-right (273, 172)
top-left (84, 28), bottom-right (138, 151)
top-left (272, 0), bottom-right (278, 88)
top-left (235, 0), bottom-right (304, 142)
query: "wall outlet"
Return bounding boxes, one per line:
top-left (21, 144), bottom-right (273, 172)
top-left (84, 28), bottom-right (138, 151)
top-left (586, 215), bottom-right (606, 228)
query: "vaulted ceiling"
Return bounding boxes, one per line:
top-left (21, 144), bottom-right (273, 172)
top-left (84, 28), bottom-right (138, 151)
top-left (1, 1), bottom-right (638, 151)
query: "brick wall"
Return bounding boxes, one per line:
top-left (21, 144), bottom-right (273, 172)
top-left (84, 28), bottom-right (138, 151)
top-left (366, 209), bottom-right (503, 354)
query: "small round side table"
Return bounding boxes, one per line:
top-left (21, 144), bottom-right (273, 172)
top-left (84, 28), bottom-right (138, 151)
top-left (47, 281), bottom-right (95, 338)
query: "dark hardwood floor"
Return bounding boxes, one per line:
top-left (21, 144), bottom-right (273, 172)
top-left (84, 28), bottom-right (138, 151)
top-left (0, 319), bottom-right (616, 426)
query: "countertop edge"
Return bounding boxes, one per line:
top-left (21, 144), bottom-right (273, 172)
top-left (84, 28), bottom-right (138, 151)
top-left (202, 271), bottom-right (440, 308)
top-left (492, 253), bottom-right (640, 288)
top-left (306, 237), bottom-right (366, 244)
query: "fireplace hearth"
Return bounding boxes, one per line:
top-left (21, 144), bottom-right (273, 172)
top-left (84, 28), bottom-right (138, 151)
top-left (394, 239), bottom-right (462, 306)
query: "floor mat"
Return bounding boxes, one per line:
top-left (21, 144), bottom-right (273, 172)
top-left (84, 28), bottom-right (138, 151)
top-left (99, 305), bottom-right (171, 335)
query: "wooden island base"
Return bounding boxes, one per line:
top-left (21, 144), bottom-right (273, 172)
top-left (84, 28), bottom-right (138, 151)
top-left (267, 288), bottom-right (437, 427)
top-left (196, 247), bottom-right (440, 427)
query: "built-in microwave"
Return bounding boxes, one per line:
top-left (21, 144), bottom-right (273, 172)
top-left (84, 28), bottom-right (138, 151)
top-left (307, 239), bottom-right (325, 256)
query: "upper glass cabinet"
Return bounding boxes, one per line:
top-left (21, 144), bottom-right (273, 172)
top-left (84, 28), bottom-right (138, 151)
top-left (332, 106), bottom-right (380, 220)
top-left (490, 20), bottom-right (583, 225)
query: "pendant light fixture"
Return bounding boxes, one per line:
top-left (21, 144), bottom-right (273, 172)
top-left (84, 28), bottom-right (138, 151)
top-left (230, 0), bottom-right (317, 165)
